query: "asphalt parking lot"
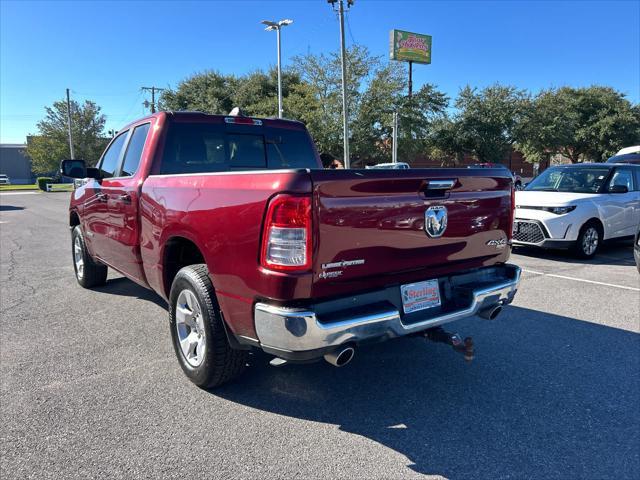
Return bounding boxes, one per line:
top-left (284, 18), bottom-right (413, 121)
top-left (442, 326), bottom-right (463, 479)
top-left (1, 192), bottom-right (639, 480)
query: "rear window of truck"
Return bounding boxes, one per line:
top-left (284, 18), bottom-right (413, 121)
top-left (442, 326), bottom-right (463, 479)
top-left (159, 122), bottom-right (318, 174)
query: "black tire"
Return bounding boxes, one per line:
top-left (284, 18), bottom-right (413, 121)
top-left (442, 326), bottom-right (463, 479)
top-left (572, 221), bottom-right (602, 259)
top-left (169, 264), bottom-right (248, 388)
top-left (72, 225), bottom-right (108, 288)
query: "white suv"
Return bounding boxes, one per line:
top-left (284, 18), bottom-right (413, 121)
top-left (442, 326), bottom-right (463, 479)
top-left (0, 174), bottom-right (10, 185)
top-left (514, 163), bottom-right (640, 258)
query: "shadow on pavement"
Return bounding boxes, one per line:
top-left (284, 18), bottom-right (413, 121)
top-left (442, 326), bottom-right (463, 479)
top-left (514, 240), bottom-right (636, 267)
top-left (0, 205), bottom-right (25, 211)
top-left (214, 306), bottom-right (640, 479)
top-left (93, 277), bottom-right (167, 309)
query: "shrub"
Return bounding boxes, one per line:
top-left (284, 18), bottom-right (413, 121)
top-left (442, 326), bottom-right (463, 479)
top-left (37, 177), bottom-right (53, 191)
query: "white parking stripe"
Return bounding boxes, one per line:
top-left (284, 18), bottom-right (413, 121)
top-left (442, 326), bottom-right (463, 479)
top-left (0, 191), bottom-right (40, 195)
top-left (522, 268), bottom-right (640, 292)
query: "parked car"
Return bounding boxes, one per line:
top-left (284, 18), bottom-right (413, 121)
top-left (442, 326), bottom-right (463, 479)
top-left (61, 111), bottom-right (520, 388)
top-left (615, 146), bottom-right (640, 155)
top-left (366, 162), bottom-right (410, 169)
top-left (634, 227), bottom-right (640, 273)
top-left (467, 163), bottom-right (523, 189)
top-left (606, 153), bottom-right (640, 165)
top-left (514, 163), bottom-right (640, 258)
top-left (0, 174), bottom-right (11, 185)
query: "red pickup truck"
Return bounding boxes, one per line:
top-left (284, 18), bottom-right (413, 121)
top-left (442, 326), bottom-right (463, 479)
top-left (62, 111), bottom-right (521, 388)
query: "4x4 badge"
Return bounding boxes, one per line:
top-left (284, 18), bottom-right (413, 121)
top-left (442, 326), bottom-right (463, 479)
top-left (486, 237), bottom-right (508, 249)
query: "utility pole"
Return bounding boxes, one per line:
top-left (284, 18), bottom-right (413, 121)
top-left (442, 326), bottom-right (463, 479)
top-left (329, 0), bottom-right (352, 168)
top-left (261, 19), bottom-right (293, 119)
top-left (66, 88), bottom-right (75, 159)
top-left (392, 112), bottom-right (398, 164)
top-left (141, 86), bottom-right (165, 113)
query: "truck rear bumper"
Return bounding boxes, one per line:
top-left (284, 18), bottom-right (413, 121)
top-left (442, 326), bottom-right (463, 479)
top-left (254, 264), bottom-right (521, 361)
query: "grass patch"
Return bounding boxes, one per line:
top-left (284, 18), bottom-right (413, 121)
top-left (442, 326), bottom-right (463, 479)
top-left (0, 184), bottom-right (39, 191)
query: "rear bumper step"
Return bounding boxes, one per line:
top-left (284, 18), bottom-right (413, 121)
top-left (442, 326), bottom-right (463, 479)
top-left (254, 264), bottom-right (521, 360)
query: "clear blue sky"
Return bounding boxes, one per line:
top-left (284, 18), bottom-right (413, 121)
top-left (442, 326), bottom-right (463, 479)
top-left (1, 0), bottom-right (638, 143)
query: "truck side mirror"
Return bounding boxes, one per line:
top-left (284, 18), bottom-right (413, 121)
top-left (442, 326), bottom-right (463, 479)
top-left (60, 159), bottom-right (100, 179)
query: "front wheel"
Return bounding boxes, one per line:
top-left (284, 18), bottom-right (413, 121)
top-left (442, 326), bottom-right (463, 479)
top-left (72, 226), bottom-right (107, 288)
top-left (573, 222), bottom-right (601, 259)
top-left (169, 264), bottom-right (248, 388)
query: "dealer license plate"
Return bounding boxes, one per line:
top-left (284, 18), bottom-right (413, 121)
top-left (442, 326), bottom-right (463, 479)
top-left (400, 279), bottom-right (441, 314)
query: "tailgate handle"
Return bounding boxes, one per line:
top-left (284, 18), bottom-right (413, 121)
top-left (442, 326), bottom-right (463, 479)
top-left (426, 179), bottom-right (456, 190)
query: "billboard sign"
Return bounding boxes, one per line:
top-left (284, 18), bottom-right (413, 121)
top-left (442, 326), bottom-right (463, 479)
top-left (390, 30), bottom-right (432, 64)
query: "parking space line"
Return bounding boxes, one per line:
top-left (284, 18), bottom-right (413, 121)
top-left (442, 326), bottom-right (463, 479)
top-left (0, 191), bottom-right (40, 195)
top-left (522, 268), bottom-right (640, 292)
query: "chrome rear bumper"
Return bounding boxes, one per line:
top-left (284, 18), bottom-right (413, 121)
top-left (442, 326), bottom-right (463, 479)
top-left (254, 264), bottom-right (521, 358)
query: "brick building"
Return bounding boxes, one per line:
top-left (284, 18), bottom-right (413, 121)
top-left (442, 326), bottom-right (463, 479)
top-left (410, 149), bottom-right (546, 179)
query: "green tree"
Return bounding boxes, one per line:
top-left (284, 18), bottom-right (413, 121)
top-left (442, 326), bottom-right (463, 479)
top-left (291, 45), bottom-right (379, 160)
top-left (159, 45), bottom-right (449, 165)
top-left (26, 99), bottom-right (107, 173)
top-left (232, 69), bottom-right (303, 117)
top-left (293, 45), bottom-right (448, 164)
top-left (351, 62), bottom-right (405, 163)
top-left (395, 83), bottom-right (449, 162)
top-left (426, 117), bottom-right (466, 166)
top-left (517, 86), bottom-right (640, 163)
top-left (160, 71), bottom-right (236, 114)
top-left (455, 84), bottom-right (529, 163)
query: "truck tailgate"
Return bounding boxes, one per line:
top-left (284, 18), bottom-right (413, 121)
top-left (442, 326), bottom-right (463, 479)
top-left (310, 169), bottom-right (513, 298)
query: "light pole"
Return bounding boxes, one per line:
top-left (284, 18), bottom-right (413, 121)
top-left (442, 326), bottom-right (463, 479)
top-left (328, 0), bottom-right (353, 168)
top-left (261, 19), bottom-right (293, 119)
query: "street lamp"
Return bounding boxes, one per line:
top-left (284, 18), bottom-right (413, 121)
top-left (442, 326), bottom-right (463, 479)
top-left (261, 19), bottom-right (293, 119)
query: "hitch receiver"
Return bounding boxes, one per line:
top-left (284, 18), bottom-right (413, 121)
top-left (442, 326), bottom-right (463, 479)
top-left (424, 327), bottom-right (475, 362)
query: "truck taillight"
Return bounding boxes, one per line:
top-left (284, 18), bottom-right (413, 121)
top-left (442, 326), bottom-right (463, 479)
top-left (261, 195), bottom-right (312, 272)
top-left (509, 184), bottom-right (516, 239)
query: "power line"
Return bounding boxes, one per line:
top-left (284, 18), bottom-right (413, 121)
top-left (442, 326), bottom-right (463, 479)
top-left (345, 9), bottom-right (357, 45)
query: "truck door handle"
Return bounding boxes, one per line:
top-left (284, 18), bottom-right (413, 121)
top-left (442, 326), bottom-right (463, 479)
top-left (426, 179), bottom-right (456, 190)
top-left (422, 179), bottom-right (456, 197)
top-left (117, 194), bottom-right (131, 204)
top-left (96, 192), bottom-right (108, 202)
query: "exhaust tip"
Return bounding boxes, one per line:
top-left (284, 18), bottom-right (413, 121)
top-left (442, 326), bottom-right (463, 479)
top-left (324, 346), bottom-right (355, 367)
top-left (489, 305), bottom-right (502, 320)
top-left (479, 304), bottom-right (503, 320)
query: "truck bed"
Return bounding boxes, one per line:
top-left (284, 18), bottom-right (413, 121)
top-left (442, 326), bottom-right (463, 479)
top-left (139, 167), bottom-right (513, 340)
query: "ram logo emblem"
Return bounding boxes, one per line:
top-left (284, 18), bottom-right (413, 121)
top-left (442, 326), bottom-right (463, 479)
top-left (424, 206), bottom-right (448, 238)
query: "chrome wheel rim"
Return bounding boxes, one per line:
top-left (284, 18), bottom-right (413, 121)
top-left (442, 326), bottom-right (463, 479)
top-left (582, 227), bottom-right (599, 256)
top-left (73, 236), bottom-right (84, 279)
top-left (175, 289), bottom-right (206, 367)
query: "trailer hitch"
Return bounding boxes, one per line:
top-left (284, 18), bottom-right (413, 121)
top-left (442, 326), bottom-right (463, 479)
top-left (423, 327), bottom-right (474, 362)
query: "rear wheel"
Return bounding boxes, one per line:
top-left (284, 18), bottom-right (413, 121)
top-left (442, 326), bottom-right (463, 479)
top-left (573, 222), bottom-right (601, 259)
top-left (169, 264), bottom-right (248, 388)
top-left (72, 226), bottom-right (107, 288)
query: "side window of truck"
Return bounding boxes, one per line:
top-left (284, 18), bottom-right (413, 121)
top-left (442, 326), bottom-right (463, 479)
top-left (120, 123), bottom-right (150, 177)
top-left (98, 132), bottom-right (128, 178)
